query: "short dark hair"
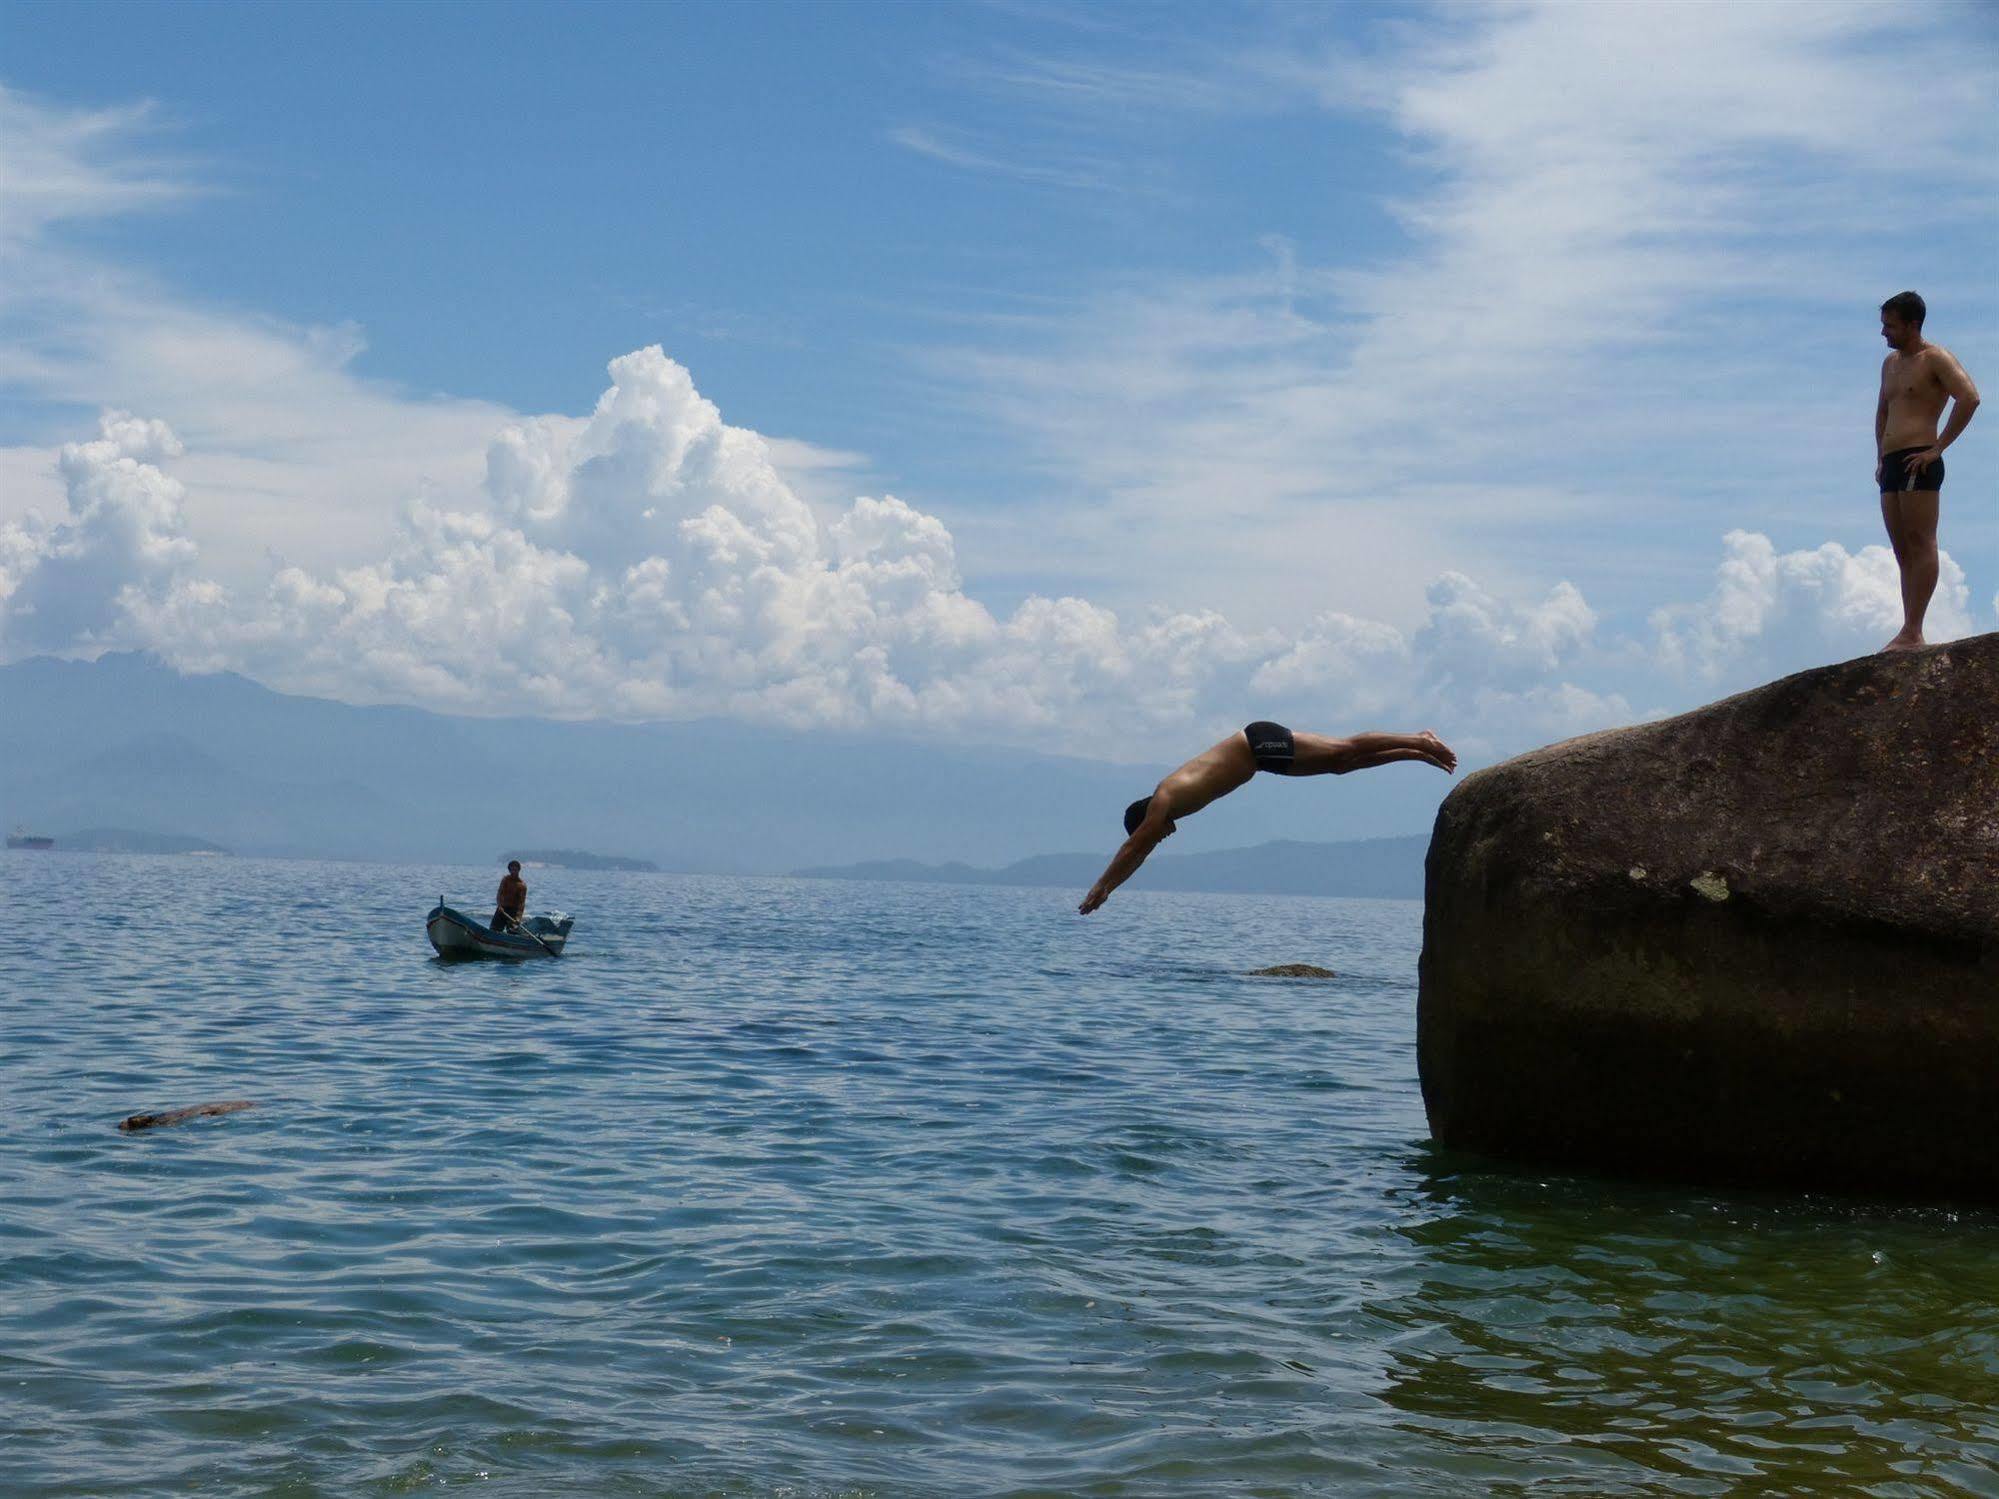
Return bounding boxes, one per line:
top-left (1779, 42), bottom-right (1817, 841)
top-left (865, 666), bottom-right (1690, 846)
top-left (1123, 797), bottom-right (1153, 837)
top-left (507, 860), bottom-right (522, 872)
top-left (1880, 291), bottom-right (1926, 326)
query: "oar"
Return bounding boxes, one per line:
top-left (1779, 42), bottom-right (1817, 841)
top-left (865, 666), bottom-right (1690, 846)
top-left (498, 907), bottom-right (559, 957)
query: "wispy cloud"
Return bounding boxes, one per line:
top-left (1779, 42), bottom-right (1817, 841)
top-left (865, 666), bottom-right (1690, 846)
top-left (887, 124), bottom-right (1137, 193)
top-left (920, 1), bottom-right (1998, 627)
top-left (0, 87), bottom-right (202, 246)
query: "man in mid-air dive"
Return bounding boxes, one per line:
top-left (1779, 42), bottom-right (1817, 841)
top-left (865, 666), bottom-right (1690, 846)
top-left (1875, 290), bottom-right (1979, 652)
top-left (1078, 722), bottom-right (1457, 914)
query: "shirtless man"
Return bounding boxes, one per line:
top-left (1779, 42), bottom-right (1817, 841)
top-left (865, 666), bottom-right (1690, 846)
top-left (492, 860), bottom-right (527, 931)
top-left (1078, 721), bottom-right (1456, 914)
top-left (1875, 291), bottom-right (1980, 652)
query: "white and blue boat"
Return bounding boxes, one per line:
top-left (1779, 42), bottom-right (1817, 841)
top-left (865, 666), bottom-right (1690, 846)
top-left (426, 901), bottom-right (574, 960)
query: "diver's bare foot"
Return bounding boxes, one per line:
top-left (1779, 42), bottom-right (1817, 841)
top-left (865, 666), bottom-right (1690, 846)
top-left (1881, 632), bottom-right (1926, 653)
top-left (1418, 730), bottom-right (1458, 774)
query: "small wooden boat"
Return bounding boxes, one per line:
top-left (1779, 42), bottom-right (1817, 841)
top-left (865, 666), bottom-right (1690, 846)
top-left (426, 901), bottom-right (574, 960)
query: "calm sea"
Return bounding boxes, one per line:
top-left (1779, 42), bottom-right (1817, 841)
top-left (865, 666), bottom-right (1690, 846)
top-left (2, 852), bottom-right (1994, 1496)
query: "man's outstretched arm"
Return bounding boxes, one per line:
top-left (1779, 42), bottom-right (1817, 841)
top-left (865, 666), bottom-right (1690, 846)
top-left (1079, 821), bottom-right (1167, 915)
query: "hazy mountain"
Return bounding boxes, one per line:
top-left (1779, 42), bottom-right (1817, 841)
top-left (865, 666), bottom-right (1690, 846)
top-left (56, 828), bottom-right (232, 855)
top-left (793, 835), bottom-right (1428, 900)
top-left (0, 653), bottom-right (1444, 870)
top-left (511, 850), bottom-right (660, 873)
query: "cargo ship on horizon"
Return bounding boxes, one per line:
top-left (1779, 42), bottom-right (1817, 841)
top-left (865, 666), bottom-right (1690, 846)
top-left (5, 827), bottom-right (55, 850)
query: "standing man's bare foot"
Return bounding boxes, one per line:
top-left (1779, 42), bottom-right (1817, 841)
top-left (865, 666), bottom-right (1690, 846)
top-left (1881, 633), bottom-right (1927, 653)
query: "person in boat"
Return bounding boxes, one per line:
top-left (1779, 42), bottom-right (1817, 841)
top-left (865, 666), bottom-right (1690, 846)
top-left (492, 861), bottom-right (528, 932)
top-left (1078, 722), bottom-right (1457, 915)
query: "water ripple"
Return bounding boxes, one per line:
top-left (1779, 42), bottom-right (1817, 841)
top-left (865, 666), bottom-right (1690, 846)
top-left (2, 853), bottom-right (1995, 1495)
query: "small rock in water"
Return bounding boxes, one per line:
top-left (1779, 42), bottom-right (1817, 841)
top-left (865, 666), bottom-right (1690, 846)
top-left (1248, 964), bottom-right (1337, 979)
top-left (118, 1100), bottom-right (257, 1133)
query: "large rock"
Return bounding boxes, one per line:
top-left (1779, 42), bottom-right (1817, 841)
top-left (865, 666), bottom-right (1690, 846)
top-left (1419, 634), bottom-right (1999, 1200)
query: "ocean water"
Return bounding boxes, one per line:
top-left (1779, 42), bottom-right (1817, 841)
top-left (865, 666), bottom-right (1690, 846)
top-left (2, 852), bottom-right (1995, 1497)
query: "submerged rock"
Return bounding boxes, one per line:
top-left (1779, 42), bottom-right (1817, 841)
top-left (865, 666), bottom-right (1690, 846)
top-left (1248, 964), bottom-right (1338, 979)
top-left (1419, 634), bottom-right (1999, 1201)
top-left (118, 1101), bottom-right (256, 1133)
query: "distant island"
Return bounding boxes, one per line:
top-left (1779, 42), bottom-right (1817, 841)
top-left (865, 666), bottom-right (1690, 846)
top-left (59, 828), bottom-right (232, 855)
top-left (793, 834), bottom-right (1428, 901)
top-left (507, 849), bottom-right (660, 873)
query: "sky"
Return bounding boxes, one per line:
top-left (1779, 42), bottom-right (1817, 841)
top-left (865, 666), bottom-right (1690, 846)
top-left (1, 0), bottom-right (1995, 771)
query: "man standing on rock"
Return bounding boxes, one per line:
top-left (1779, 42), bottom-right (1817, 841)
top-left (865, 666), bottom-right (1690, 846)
top-left (1876, 291), bottom-right (1980, 652)
top-left (1078, 723), bottom-right (1456, 914)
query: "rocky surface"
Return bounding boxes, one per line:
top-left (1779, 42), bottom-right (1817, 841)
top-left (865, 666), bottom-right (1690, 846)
top-left (119, 1101), bottom-right (257, 1133)
top-left (1419, 634), bottom-right (1998, 1200)
top-left (1248, 964), bottom-right (1339, 979)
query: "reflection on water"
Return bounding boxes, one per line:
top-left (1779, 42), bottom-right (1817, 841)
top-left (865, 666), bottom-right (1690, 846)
top-left (1374, 1153), bottom-right (1999, 1492)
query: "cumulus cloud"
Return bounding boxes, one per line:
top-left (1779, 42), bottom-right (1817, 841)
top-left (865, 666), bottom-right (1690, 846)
top-left (16, 345), bottom-right (1961, 766)
top-left (5, 348), bottom-right (1666, 758)
top-left (0, 411), bottom-right (194, 651)
top-left (1651, 528), bottom-right (1975, 683)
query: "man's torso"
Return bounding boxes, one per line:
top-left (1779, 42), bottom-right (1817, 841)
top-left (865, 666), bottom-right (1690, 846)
top-left (1881, 346), bottom-right (1952, 451)
top-left (498, 874), bottom-right (527, 912)
top-left (1156, 732), bottom-right (1258, 821)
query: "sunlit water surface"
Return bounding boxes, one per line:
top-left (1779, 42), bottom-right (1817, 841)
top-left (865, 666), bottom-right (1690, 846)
top-left (2, 853), bottom-right (1994, 1496)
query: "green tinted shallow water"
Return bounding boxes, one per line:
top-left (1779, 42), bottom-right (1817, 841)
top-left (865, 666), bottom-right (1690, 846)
top-left (1, 853), bottom-right (1994, 1496)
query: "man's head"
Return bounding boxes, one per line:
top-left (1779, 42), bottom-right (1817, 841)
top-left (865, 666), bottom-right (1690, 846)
top-left (507, 860), bottom-right (522, 875)
top-left (1880, 290), bottom-right (1926, 350)
top-left (1123, 796), bottom-right (1174, 839)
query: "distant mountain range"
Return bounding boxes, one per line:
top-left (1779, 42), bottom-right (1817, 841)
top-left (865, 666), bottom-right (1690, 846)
top-left (59, 827), bottom-right (232, 855)
top-left (794, 835), bottom-right (1427, 900)
top-left (0, 653), bottom-right (1446, 871)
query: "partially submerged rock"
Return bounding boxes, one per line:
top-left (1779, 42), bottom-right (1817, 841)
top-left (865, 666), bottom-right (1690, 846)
top-left (1248, 964), bottom-right (1338, 979)
top-left (1419, 635), bottom-right (1999, 1201)
top-left (119, 1100), bottom-right (256, 1133)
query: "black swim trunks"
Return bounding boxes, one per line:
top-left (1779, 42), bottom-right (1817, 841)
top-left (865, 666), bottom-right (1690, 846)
top-left (1244, 720), bottom-right (1297, 775)
top-left (1880, 446), bottom-right (1944, 494)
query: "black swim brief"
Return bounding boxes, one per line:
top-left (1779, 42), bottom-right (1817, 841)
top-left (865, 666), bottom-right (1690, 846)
top-left (1244, 720), bottom-right (1296, 775)
top-left (1880, 446), bottom-right (1944, 494)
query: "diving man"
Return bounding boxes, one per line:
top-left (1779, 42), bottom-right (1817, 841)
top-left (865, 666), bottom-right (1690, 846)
top-left (1078, 722), bottom-right (1456, 914)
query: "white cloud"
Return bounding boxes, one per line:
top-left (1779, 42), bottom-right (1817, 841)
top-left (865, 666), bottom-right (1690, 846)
top-left (4, 349), bottom-right (1646, 757)
top-left (54, 347), bottom-right (1992, 770)
top-left (921, 1), bottom-right (1996, 629)
top-left (0, 410), bottom-right (194, 651)
top-left (0, 85), bottom-right (862, 600)
top-left (1650, 528), bottom-right (1974, 683)
top-left (0, 89), bottom-right (196, 246)
top-left (1, 21), bottom-right (1989, 768)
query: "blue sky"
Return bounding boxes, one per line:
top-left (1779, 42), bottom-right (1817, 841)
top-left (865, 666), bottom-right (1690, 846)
top-left (0, 0), bottom-right (1419, 556)
top-left (1, 0), bottom-right (1995, 769)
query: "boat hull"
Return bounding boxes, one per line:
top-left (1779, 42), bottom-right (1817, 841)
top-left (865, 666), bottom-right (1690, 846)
top-left (426, 904), bottom-right (573, 960)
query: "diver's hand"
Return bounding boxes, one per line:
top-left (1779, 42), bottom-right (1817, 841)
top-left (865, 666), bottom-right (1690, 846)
top-left (1079, 883), bottom-right (1109, 915)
